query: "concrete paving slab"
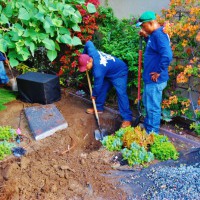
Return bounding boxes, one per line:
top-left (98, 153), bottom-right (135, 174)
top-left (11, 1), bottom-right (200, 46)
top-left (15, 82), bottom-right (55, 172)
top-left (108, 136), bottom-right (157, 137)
top-left (24, 104), bottom-right (68, 140)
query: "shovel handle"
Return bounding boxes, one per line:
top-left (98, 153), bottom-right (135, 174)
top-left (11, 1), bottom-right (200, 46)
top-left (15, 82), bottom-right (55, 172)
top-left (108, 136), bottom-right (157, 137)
top-left (86, 70), bottom-right (100, 124)
top-left (4, 53), bottom-right (15, 79)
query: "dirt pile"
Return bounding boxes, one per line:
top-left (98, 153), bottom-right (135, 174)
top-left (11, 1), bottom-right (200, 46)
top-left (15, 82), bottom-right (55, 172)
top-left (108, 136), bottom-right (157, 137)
top-left (0, 91), bottom-right (126, 200)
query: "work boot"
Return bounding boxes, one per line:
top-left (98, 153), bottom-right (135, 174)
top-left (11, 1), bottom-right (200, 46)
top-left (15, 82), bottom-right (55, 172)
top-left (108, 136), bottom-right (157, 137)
top-left (121, 121), bottom-right (131, 128)
top-left (86, 108), bottom-right (103, 114)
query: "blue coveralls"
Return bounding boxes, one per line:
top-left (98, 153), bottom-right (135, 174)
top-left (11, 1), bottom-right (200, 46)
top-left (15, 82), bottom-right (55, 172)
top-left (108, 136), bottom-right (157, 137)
top-left (83, 41), bottom-right (132, 121)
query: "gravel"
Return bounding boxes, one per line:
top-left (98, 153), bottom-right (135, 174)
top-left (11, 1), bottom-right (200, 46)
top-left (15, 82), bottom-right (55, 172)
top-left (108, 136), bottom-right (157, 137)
top-left (117, 148), bottom-right (200, 200)
top-left (142, 164), bottom-right (200, 200)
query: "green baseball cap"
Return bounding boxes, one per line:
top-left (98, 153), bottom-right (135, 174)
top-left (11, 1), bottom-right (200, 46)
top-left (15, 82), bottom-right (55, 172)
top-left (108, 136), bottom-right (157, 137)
top-left (136, 11), bottom-right (156, 27)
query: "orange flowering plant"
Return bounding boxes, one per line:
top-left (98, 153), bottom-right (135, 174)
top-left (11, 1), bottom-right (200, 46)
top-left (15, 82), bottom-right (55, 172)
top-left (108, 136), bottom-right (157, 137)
top-left (158, 0), bottom-right (200, 134)
top-left (162, 94), bottom-right (192, 122)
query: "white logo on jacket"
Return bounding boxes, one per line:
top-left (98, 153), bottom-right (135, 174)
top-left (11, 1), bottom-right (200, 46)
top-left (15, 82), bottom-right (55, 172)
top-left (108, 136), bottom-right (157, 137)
top-left (98, 51), bottom-right (115, 66)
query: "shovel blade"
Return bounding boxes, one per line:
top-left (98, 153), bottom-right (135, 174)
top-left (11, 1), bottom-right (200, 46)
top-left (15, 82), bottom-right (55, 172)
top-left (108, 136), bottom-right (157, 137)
top-left (133, 115), bottom-right (142, 127)
top-left (94, 129), bottom-right (108, 141)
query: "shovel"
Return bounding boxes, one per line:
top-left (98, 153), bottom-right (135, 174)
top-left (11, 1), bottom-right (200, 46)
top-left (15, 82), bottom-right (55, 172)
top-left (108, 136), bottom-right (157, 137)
top-left (4, 53), bottom-right (18, 91)
top-left (133, 36), bottom-right (143, 127)
top-left (86, 70), bottom-right (107, 141)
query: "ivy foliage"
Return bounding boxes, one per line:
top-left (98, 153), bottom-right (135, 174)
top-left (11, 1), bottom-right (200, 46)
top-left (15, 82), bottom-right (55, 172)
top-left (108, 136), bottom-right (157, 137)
top-left (0, 0), bottom-right (96, 66)
top-left (93, 6), bottom-right (141, 88)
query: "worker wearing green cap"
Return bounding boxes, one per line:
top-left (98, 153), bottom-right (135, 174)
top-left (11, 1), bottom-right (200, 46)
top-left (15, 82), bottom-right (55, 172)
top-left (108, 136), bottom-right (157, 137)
top-left (136, 11), bottom-right (173, 134)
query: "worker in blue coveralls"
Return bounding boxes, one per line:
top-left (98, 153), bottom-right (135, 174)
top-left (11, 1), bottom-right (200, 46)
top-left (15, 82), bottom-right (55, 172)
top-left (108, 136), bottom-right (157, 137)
top-left (0, 52), bottom-right (9, 85)
top-left (78, 40), bottom-right (133, 128)
top-left (136, 11), bottom-right (173, 134)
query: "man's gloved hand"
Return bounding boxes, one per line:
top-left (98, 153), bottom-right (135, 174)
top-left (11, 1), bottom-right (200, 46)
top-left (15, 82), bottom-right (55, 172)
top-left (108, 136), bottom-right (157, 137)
top-left (91, 96), bottom-right (96, 100)
top-left (150, 72), bottom-right (160, 82)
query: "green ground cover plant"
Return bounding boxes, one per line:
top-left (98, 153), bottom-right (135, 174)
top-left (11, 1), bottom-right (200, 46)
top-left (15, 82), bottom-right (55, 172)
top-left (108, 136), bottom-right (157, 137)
top-left (102, 126), bottom-right (179, 166)
top-left (0, 88), bottom-right (17, 111)
top-left (150, 134), bottom-right (179, 161)
top-left (0, 141), bottom-right (15, 160)
top-left (121, 142), bottom-right (154, 166)
top-left (0, 126), bottom-right (16, 160)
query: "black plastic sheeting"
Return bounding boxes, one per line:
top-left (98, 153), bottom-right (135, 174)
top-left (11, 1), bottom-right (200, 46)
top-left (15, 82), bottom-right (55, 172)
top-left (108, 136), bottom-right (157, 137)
top-left (109, 148), bottom-right (200, 200)
top-left (17, 72), bottom-right (61, 104)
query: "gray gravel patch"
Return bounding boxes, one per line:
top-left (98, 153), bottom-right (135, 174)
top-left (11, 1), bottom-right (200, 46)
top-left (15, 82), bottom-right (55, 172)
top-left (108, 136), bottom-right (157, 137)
top-left (116, 148), bottom-right (200, 200)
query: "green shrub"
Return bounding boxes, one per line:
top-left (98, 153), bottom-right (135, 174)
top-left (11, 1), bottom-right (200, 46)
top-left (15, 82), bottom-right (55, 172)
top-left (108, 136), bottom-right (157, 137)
top-left (150, 134), bottom-right (179, 161)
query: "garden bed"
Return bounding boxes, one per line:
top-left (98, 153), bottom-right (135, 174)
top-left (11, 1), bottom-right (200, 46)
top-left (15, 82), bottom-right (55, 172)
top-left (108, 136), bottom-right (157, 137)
top-left (0, 88), bottom-right (199, 200)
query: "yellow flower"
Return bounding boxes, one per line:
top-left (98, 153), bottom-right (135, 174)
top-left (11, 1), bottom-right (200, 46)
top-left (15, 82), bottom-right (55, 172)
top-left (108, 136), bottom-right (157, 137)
top-left (177, 72), bottom-right (188, 83)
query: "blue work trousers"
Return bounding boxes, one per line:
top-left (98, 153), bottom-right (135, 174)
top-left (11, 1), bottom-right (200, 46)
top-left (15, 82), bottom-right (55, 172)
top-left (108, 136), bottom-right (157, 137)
top-left (0, 61), bottom-right (9, 84)
top-left (95, 75), bottom-right (132, 121)
top-left (143, 81), bottom-right (167, 134)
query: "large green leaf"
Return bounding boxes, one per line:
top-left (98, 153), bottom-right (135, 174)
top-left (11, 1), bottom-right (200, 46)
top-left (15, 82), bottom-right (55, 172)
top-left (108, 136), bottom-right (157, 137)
top-left (18, 7), bottom-right (30, 21)
top-left (10, 32), bottom-right (21, 42)
top-left (37, 33), bottom-right (48, 42)
top-left (3, 4), bottom-right (13, 18)
top-left (37, 4), bottom-right (46, 14)
top-left (63, 5), bottom-right (75, 17)
top-left (52, 18), bottom-right (63, 27)
top-left (58, 27), bottom-right (70, 35)
top-left (42, 38), bottom-right (55, 50)
top-left (23, 29), bottom-right (37, 41)
top-left (25, 40), bottom-right (36, 56)
top-left (47, 50), bottom-right (57, 61)
top-left (9, 57), bottom-right (19, 67)
top-left (70, 10), bottom-right (82, 23)
top-left (72, 36), bottom-right (82, 46)
top-left (87, 3), bottom-right (96, 14)
top-left (18, 47), bottom-right (30, 60)
top-left (3, 35), bottom-right (15, 49)
top-left (13, 23), bottom-right (25, 36)
top-left (0, 14), bottom-right (9, 24)
top-left (72, 24), bottom-right (81, 32)
top-left (55, 42), bottom-right (60, 51)
top-left (0, 38), bottom-right (7, 52)
top-left (59, 34), bottom-right (72, 44)
top-left (45, 27), bottom-right (55, 37)
top-left (34, 12), bottom-right (45, 22)
top-left (56, 2), bottom-right (64, 11)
